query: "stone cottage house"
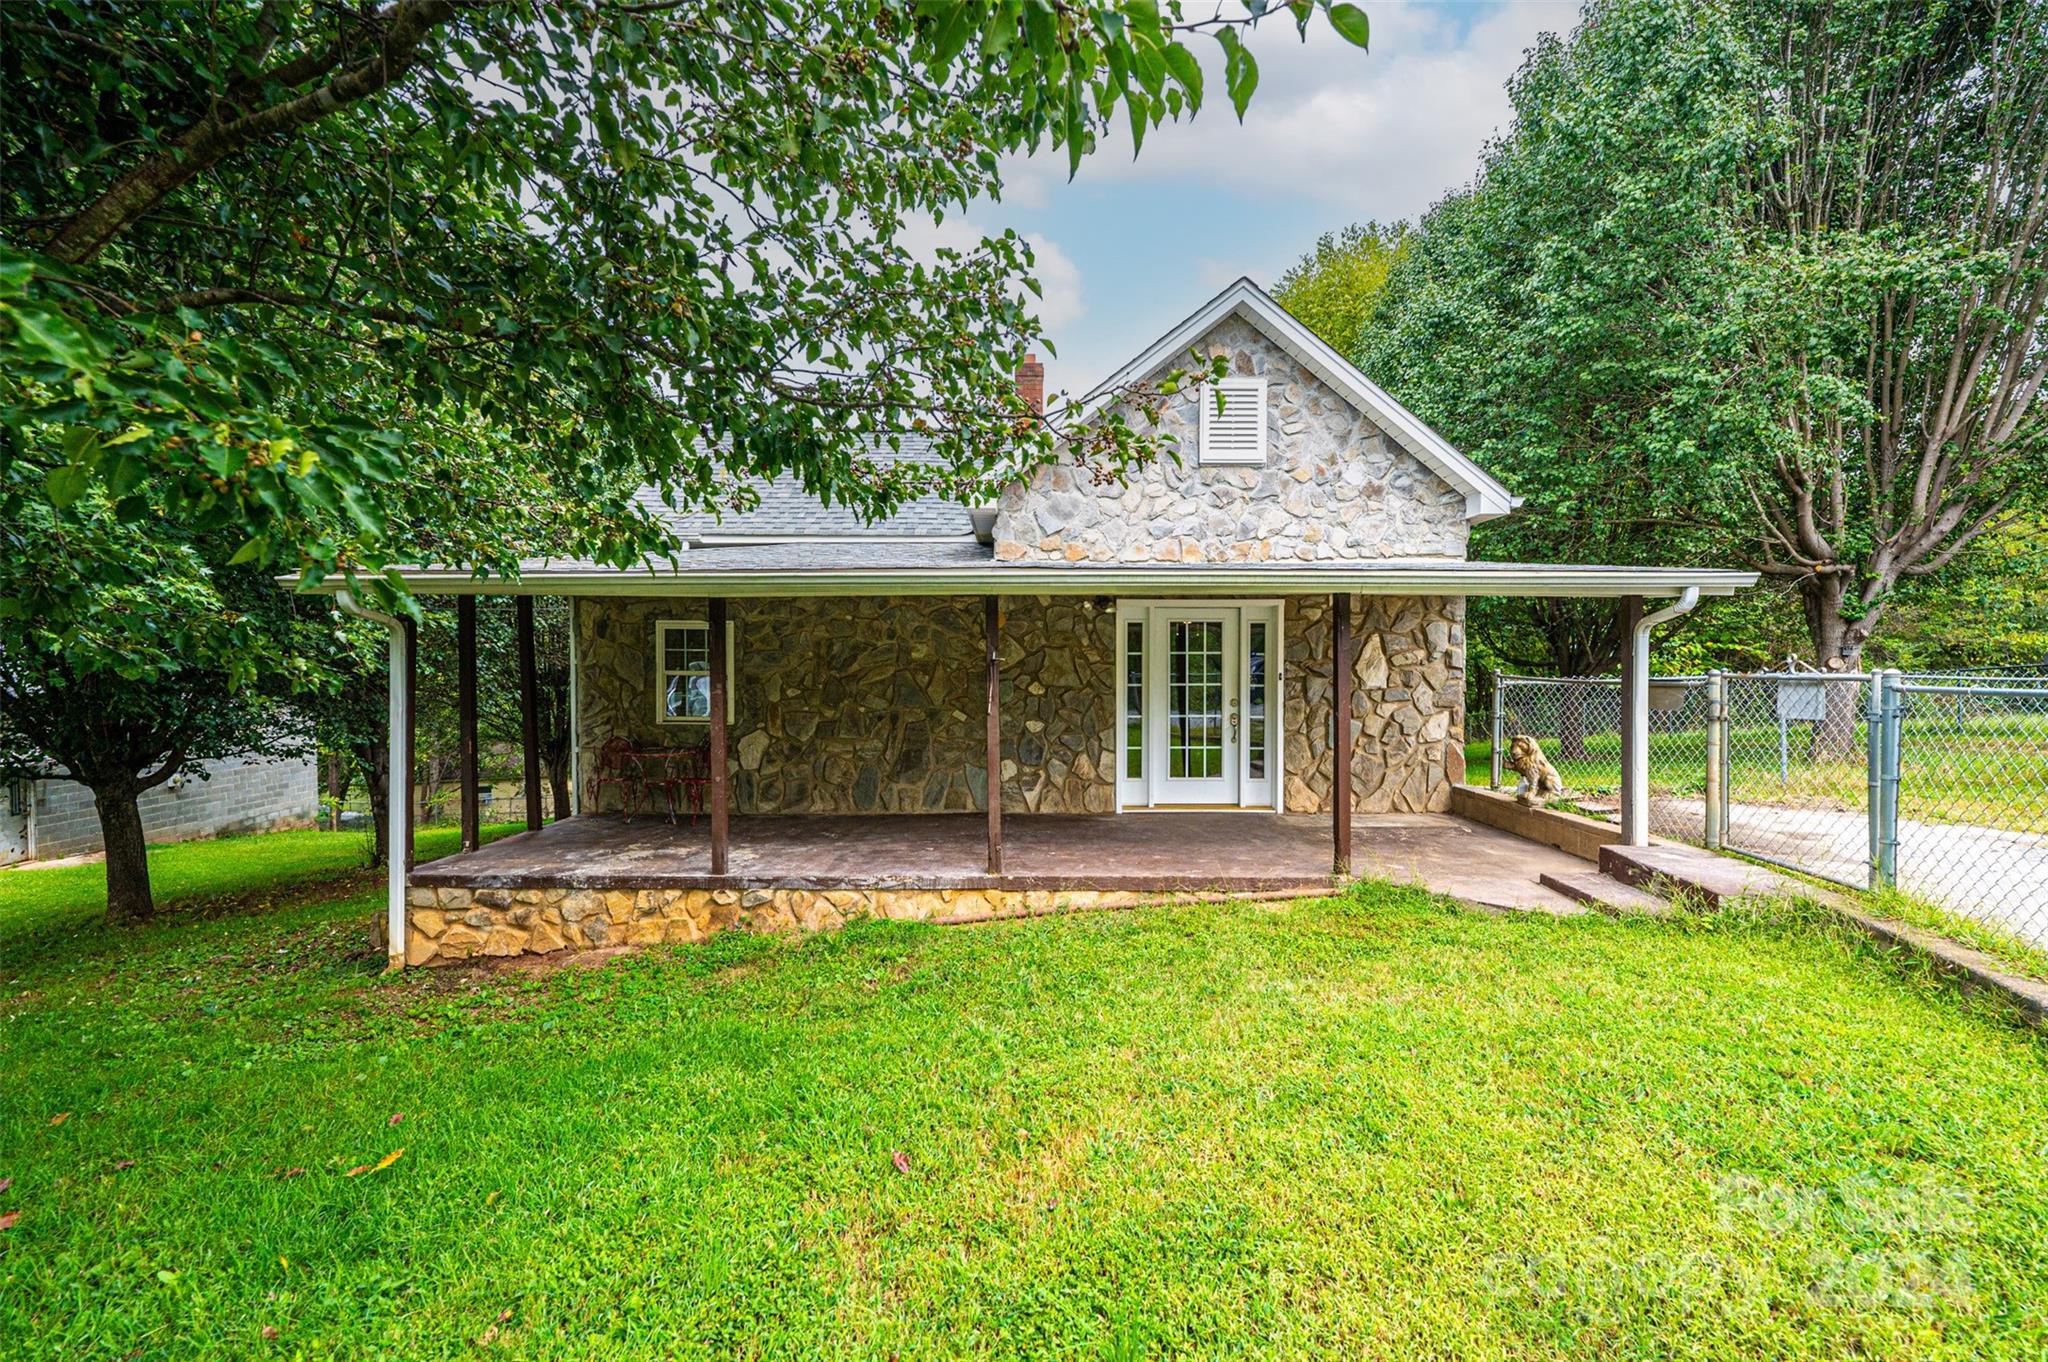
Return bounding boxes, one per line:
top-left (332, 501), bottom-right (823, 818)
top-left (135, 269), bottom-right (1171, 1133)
top-left (313, 278), bottom-right (1751, 967)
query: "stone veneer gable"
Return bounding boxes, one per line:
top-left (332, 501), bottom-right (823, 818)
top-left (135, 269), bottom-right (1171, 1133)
top-left (992, 315), bottom-right (1470, 564)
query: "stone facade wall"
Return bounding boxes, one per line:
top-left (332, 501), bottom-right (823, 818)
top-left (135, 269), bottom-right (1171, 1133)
top-left (1285, 595), bottom-right (1465, 815)
top-left (574, 591), bottom-right (1461, 819)
top-left (576, 595), bottom-right (1116, 816)
top-left (24, 754), bottom-right (319, 862)
top-left (992, 316), bottom-right (1470, 564)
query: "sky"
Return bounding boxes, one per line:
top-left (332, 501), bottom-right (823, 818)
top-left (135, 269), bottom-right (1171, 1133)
top-left (905, 1), bottom-right (1583, 400)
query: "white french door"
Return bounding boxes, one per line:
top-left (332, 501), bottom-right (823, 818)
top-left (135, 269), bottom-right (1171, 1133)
top-left (1116, 601), bottom-right (1282, 811)
top-left (1156, 609), bottom-right (1237, 804)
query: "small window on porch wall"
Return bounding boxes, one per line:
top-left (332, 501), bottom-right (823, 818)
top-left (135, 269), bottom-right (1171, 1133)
top-left (655, 620), bottom-right (733, 724)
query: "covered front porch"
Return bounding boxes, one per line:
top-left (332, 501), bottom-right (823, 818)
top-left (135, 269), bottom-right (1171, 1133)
top-left (335, 562), bottom-right (1755, 968)
top-left (404, 807), bottom-right (1591, 948)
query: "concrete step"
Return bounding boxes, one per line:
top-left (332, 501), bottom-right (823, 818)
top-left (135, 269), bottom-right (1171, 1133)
top-left (1538, 870), bottom-right (1675, 916)
top-left (1598, 842), bottom-right (1804, 907)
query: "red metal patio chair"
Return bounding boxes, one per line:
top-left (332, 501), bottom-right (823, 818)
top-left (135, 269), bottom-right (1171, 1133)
top-left (639, 743), bottom-right (710, 825)
top-left (671, 742), bottom-right (711, 824)
top-left (585, 738), bottom-right (644, 821)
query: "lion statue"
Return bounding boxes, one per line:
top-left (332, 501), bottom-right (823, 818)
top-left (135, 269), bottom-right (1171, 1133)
top-left (1508, 734), bottom-right (1567, 806)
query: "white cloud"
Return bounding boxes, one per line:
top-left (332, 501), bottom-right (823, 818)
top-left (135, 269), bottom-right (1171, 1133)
top-left (895, 216), bottom-right (1086, 332)
top-left (1022, 232), bottom-right (1086, 331)
top-left (1007, 1), bottom-right (1569, 223)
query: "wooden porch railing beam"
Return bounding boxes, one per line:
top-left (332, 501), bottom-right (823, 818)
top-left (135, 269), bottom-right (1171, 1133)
top-left (516, 596), bottom-right (543, 832)
top-left (457, 596), bottom-right (480, 853)
top-left (985, 595), bottom-right (1003, 876)
top-left (402, 615), bottom-right (418, 874)
top-left (708, 597), bottom-right (730, 875)
top-left (1331, 593), bottom-right (1353, 877)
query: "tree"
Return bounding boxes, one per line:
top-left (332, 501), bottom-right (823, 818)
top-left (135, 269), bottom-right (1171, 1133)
top-left (2, 0), bottom-right (1372, 595)
top-left (1273, 221), bottom-right (1410, 357)
top-left (1348, 5), bottom-right (1749, 743)
top-left (1, 1), bottom-right (1371, 917)
top-left (0, 492), bottom-right (314, 921)
top-left (1728, 0), bottom-right (2048, 682)
top-left (1350, 0), bottom-right (2045, 716)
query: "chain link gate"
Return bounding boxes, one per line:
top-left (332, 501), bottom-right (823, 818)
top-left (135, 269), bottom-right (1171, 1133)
top-left (1487, 668), bottom-right (2048, 947)
top-left (1892, 673), bottom-right (2048, 944)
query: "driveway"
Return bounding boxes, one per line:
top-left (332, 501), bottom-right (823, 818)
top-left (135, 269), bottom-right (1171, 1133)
top-left (1649, 795), bottom-right (2048, 947)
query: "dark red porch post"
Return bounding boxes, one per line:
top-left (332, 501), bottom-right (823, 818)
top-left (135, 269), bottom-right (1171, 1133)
top-left (985, 596), bottom-right (1003, 876)
top-left (708, 597), bottom-right (730, 875)
top-left (402, 614), bottom-right (418, 874)
top-left (1331, 593), bottom-right (1353, 876)
top-left (516, 596), bottom-right (543, 830)
top-left (457, 596), bottom-right (480, 852)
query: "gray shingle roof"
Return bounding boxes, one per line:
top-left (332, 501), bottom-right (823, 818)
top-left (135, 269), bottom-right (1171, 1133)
top-left (635, 435), bottom-right (978, 541)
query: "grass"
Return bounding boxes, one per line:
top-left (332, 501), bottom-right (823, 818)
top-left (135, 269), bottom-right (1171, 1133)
top-left (4, 833), bottom-right (2048, 1358)
top-left (1861, 884), bottom-right (2048, 982)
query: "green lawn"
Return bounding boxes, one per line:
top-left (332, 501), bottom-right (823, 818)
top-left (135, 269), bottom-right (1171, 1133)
top-left (3, 832), bottom-right (2047, 1358)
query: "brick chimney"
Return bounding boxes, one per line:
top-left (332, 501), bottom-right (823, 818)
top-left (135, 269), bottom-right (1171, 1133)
top-left (1015, 353), bottom-right (1045, 416)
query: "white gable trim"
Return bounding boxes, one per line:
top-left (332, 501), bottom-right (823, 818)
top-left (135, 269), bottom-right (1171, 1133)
top-left (1079, 277), bottom-right (1520, 523)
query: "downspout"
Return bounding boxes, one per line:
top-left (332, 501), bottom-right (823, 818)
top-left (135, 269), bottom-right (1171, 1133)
top-left (335, 589), bottom-right (409, 971)
top-left (1623, 587), bottom-right (1700, 847)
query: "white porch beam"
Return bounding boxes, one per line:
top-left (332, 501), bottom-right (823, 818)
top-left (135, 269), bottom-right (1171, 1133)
top-left (336, 590), bottom-right (410, 971)
top-left (1622, 587), bottom-right (1700, 847)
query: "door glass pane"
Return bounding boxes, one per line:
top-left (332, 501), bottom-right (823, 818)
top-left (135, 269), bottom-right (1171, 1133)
top-left (1248, 621), bottom-right (1267, 781)
top-left (1168, 619), bottom-right (1225, 781)
top-left (1125, 621), bottom-right (1144, 779)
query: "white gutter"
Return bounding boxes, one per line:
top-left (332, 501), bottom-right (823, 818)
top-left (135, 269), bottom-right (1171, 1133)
top-left (297, 564), bottom-right (1759, 601)
top-left (1623, 587), bottom-right (1700, 847)
top-left (335, 590), bottom-right (409, 972)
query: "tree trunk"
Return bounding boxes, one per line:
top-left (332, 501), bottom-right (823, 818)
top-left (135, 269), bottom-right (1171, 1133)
top-left (1556, 683), bottom-right (1591, 762)
top-left (96, 784), bottom-right (154, 923)
top-left (351, 739), bottom-right (389, 869)
top-left (323, 751), bottom-right (353, 831)
top-left (548, 761), bottom-right (571, 823)
top-left (1800, 574), bottom-right (1871, 761)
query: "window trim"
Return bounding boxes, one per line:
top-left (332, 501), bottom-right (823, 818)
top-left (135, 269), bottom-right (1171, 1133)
top-left (653, 618), bottom-right (735, 725)
top-left (1196, 376), bottom-right (1269, 466)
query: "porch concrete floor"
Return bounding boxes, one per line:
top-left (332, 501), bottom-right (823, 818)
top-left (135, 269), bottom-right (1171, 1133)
top-left (412, 812), bottom-right (1587, 913)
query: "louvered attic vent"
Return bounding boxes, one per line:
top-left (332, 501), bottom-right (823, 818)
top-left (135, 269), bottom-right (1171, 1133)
top-left (1197, 377), bottom-right (1268, 465)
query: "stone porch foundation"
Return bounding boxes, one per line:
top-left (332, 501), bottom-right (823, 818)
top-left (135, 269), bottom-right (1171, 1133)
top-left (398, 882), bottom-right (1241, 966)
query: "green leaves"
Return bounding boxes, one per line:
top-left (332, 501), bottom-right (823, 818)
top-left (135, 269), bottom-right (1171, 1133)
top-left (1327, 4), bottom-right (1371, 49)
top-left (43, 462), bottom-right (89, 509)
top-left (1215, 28), bottom-right (1260, 121)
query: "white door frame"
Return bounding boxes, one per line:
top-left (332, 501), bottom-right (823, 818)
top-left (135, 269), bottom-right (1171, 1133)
top-left (1114, 599), bottom-right (1284, 812)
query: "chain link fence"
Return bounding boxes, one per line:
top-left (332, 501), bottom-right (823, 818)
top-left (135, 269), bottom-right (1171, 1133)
top-left (1484, 667), bottom-right (2048, 947)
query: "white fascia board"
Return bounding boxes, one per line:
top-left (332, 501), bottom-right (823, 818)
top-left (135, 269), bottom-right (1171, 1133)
top-left (297, 563), bottom-right (1757, 600)
top-left (1077, 277), bottom-right (1521, 522)
top-left (686, 533), bottom-right (980, 545)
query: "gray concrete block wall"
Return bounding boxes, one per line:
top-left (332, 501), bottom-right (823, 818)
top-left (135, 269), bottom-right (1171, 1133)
top-left (29, 755), bottom-right (320, 860)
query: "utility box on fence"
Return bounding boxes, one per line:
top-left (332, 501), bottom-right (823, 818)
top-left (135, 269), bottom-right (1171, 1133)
top-left (1775, 677), bottom-right (1829, 723)
top-left (1649, 679), bottom-right (1698, 713)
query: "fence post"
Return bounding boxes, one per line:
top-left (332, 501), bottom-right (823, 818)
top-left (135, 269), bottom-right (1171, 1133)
top-left (1703, 671), bottom-right (1726, 851)
top-left (1876, 669), bottom-right (1903, 889)
top-left (1864, 673), bottom-right (1884, 889)
top-left (1490, 670), bottom-right (1505, 791)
